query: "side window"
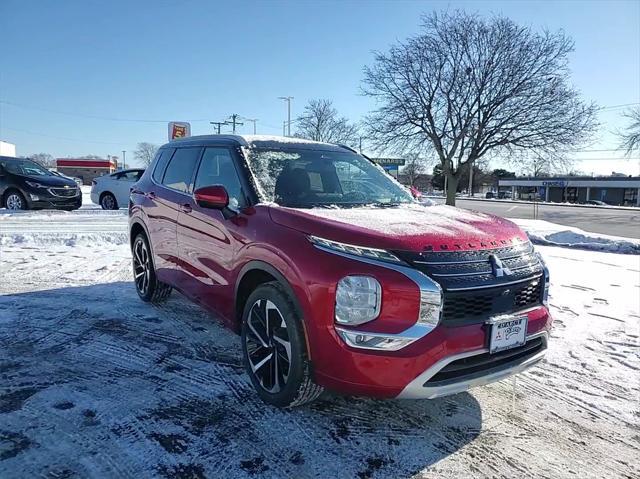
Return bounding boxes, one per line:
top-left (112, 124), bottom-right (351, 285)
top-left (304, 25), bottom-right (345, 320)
top-left (152, 149), bottom-right (175, 183)
top-left (195, 147), bottom-right (246, 209)
top-left (161, 147), bottom-right (201, 193)
top-left (118, 171), bottom-right (141, 182)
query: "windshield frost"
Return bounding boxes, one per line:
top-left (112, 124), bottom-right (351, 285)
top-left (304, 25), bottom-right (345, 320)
top-left (245, 147), bottom-right (413, 208)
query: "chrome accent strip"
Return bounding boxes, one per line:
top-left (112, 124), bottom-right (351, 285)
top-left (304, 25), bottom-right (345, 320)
top-left (445, 274), bottom-right (543, 292)
top-left (312, 243), bottom-right (442, 350)
top-left (47, 187), bottom-right (80, 197)
top-left (397, 331), bottom-right (548, 399)
top-left (430, 262), bottom-right (539, 278)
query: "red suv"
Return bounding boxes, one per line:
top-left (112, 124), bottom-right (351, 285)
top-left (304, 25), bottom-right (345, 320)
top-left (129, 135), bottom-right (552, 407)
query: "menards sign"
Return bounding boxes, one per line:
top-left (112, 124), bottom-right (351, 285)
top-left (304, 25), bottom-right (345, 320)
top-left (371, 157), bottom-right (406, 166)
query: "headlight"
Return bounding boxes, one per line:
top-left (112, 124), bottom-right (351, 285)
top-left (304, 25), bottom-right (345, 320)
top-left (25, 181), bottom-right (46, 188)
top-left (335, 276), bottom-right (381, 325)
top-left (309, 235), bottom-right (402, 263)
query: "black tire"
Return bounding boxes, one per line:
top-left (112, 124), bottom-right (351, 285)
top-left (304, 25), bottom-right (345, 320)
top-left (4, 190), bottom-right (28, 210)
top-left (100, 192), bottom-right (118, 210)
top-left (132, 233), bottom-right (172, 303)
top-left (241, 282), bottom-right (323, 408)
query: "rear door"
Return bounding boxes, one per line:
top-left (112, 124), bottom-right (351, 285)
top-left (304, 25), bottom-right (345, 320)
top-left (176, 146), bottom-right (249, 317)
top-left (146, 147), bottom-right (201, 283)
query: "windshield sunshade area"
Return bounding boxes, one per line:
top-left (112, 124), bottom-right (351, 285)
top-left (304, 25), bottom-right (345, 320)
top-left (2, 159), bottom-right (52, 177)
top-left (245, 147), bottom-right (414, 208)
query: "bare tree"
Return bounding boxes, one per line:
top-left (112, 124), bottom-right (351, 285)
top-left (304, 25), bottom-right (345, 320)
top-left (295, 99), bottom-right (359, 147)
top-left (362, 11), bottom-right (597, 205)
top-left (618, 107), bottom-right (640, 156)
top-left (134, 142), bottom-right (159, 167)
top-left (401, 153), bottom-right (430, 186)
top-left (28, 153), bottom-right (56, 168)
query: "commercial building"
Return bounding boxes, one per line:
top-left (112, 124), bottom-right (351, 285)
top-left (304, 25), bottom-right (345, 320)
top-left (0, 141), bottom-right (16, 157)
top-left (56, 157), bottom-right (117, 184)
top-left (499, 176), bottom-right (640, 206)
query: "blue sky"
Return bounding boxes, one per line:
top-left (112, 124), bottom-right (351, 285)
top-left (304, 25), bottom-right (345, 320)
top-left (0, 0), bottom-right (638, 174)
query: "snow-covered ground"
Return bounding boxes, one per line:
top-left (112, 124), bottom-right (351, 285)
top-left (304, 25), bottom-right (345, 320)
top-left (0, 209), bottom-right (638, 478)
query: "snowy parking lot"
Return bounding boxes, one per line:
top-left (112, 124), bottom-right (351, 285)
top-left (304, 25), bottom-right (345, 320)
top-left (0, 207), bottom-right (638, 478)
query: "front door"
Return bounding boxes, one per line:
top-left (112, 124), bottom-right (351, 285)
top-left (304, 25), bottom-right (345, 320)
top-left (176, 146), bottom-right (249, 322)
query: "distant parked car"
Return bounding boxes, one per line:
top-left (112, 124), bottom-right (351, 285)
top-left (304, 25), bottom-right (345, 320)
top-left (497, 191), bottom-right (512, 199)
top-left (50, 169), bottom-right (83, 186)
top-left (91, 169), bottom-right (145, 209)
top-left (585, 200), bottom-right (607, 206)
top-left (0, 156), bottom-right (81, 211)
top-left (485, 191), bottom-right (495, 199)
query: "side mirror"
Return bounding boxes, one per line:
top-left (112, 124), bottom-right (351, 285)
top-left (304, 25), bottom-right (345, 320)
top-left (194, 185), bottom-right (229, 209)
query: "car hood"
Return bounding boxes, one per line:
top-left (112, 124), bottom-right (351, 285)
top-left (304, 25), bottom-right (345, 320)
top-left (20, 174), bottom-right (78, 188)
top-left (268, 203), bottom-right (529, 252)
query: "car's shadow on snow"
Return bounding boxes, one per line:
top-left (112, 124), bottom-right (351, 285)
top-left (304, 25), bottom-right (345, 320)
top-left (0, 282), bottom-right (482, 479)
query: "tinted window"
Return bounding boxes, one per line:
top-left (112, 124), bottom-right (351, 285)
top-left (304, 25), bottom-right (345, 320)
top-left (2, 159), bottom-right (53, 177)
top-left (195, 147), bottom-right (246, 209)
top-left (116, 170), bottom-right (143, 181)
top-left (161, 147), bottom-right (201, 193)
top-left (152, 149), bottom-right (175, 183)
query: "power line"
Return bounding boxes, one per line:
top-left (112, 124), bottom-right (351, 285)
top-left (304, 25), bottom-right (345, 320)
top-left (1, 126), bottom-right (122, 145)
top-left (597, 102), bottom-right (640, 111)
top-left (0, 100), bottom-right (210, 123)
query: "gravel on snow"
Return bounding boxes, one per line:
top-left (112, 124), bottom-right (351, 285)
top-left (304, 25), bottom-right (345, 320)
top-left (0, 208), bottom-right (638, 478)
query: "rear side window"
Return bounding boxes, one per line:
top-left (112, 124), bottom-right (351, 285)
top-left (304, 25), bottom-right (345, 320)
top-left (161, 147), bottom-right (201, 193)
top-left (152, 149), bottom-right (175, 183)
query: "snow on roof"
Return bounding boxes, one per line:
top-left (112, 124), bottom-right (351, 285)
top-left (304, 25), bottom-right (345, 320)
top-left (170, 134), bottom-right (343, 149)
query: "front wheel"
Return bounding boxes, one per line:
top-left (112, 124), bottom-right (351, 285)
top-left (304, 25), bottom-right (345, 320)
top-left (132, 233), bottom-right (172, 303)
top-left (4, 191), bottom-right (27, 210)
top-left (241, 282), bottom-right (324, 407)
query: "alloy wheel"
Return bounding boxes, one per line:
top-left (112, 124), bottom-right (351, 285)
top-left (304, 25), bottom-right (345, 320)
top-left (133, 238), bottom-right (151, 296)
top-left (6, 194), bottom-right (23, 210)
top-left (102, 194), bottom-right (116, 210)
top-left (244, 299), bottom-right (292, 393)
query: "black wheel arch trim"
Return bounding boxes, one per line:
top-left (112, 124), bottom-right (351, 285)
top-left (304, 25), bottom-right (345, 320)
top-left (129, 219), bottom-right (158, 272)
top-left (235, 260), bottom-right (306, 324)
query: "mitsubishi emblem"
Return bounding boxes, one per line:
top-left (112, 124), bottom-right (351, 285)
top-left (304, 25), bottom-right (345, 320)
top-left (489, 254), bottom-right (512, 277)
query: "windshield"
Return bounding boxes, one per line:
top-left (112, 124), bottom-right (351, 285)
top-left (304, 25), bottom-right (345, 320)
top-left (2, 159), bottom-right (52, 177)
top-left (245, 147), bottom-right (414, 208)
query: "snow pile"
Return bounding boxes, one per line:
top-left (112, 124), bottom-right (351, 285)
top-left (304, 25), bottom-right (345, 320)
top-left (0, 209), bottom-right (128, 247)
top-left (513, 219), bottom-right (640, 254)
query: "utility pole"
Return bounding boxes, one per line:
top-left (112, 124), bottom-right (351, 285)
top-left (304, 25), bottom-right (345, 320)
top-left (278, 96), bottom-right (293, 136)
top-left (245, 118), bottom-right (258, 135)
top-left (283, 121), bottom-right (286, 136)
top-left (468, 160), bottom-right (474, 197)
top-left (359, 136), bottom-right (363, 154)
top-left (228, 114), bottom-right (243, 134)
top-left (122, 150), bottom-right (126, 170)
top-left (210, 121), bottom-right (228, 134)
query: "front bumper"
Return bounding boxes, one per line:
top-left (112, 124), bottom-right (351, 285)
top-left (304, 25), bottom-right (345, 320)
top-left (27, 193), bottom-right (82, 210)
top-left (397, 331), bottom-right (548, 399)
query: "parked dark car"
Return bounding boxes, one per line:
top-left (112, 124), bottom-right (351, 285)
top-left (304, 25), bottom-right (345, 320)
top-left (0, 156), bottom-right (82, 211)
top-left (486, 191), bottom-right (495, 199)
top-left (129, 135), bottom-right (552, 408)
top-left (585, 200), bottom-right (608, 206)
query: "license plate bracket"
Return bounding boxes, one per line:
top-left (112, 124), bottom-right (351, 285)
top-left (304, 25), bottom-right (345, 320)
top-left (487, 314), bottom-right (528, 354)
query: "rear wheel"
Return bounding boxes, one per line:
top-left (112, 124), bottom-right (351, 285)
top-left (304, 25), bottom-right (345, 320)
top-left (241, 282), bottom-right (323, 407)
top-left (132, 233), bottom-right (172, 303)
top-left (4, 191), bottom-right (27, 210)
top-left (100, 192), bottom-right (118, 210)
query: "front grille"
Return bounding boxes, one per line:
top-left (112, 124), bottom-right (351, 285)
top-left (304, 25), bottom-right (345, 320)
top-left (48, 187), bottom-right (79, 197)
top-left (442, 279), bottom-right (543, 324)
top-left (394, 241), bottom-right (544, 324)
top-left (425, 336), bottom-right (545, 384)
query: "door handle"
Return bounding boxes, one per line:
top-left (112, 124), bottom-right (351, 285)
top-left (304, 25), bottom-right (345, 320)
top-left (146, 191), bottom-right (156, 200)
top-left (180, 203), bottom-right (192, 214)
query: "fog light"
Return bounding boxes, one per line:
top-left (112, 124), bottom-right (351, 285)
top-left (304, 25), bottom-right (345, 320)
top-left (335, 275), bottom-right (381, 325)
top-left (336, 328), bottom-right (416, 351)
top-left (29, 194), bottom-right (40, 201)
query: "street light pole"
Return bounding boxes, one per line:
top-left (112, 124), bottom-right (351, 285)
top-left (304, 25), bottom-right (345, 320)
top-left (245, 118), bottom-right (258, 134)
top-left (122, 150), bottom-right (126, 169)
top-left (278, 96), bottom-right (293, 136)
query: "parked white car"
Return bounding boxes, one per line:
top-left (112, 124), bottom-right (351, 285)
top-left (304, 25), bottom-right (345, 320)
top-left (90, 169), bottom-right (144, 209)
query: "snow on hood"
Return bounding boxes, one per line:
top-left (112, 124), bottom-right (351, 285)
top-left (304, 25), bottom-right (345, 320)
top-left (268, 203), bottom-right (528, 252)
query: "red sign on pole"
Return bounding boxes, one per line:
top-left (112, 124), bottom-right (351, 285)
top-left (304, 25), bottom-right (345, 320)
top-left (168, 122), bottom-right (191, 140)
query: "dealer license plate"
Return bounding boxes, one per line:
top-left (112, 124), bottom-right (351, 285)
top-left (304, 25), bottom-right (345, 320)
top-left (488, 315), bottom-right (528, 353)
